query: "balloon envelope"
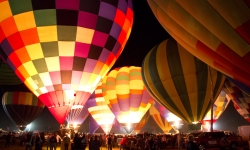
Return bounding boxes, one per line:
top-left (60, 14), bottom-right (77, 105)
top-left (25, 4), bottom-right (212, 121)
top-left (0, 0), bottom-right (133, 124)
top-left (149, 104), bottom-right (172, 133)
top-left (203, 90), bottom-right (231, 122)
top-left (102, 66), bottom-right (153, 133)
top-left (2, 92), bottom-right (45, 130)
top-left (224, 79), bottom-right (250, 122)
top-left (147, 0), bottom-right (250, 87)
top-left (142, 39), bottom-right (225, 123)
top-left (86, 82), bottom-right (115, 134)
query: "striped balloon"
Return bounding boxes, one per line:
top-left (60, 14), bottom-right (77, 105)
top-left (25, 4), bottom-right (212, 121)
top-left (149, 104), bottom-right (172, 133)
top-left (147, 0), bottom-right (250, 87)
top-left (2, 92), bottom-right (44, 130)
top-left (142, 38), bottom-right (225, 123)
top-left (233, 102), bottom-right (250, 123)
top-left (86, 82), bottom-right (115, 134)
top-left (203, 90), bottom-right (231, 122)
top-left (0, 60), bottom-right (22, 85)
top-left (66, 105), bottom-right (89, 131)
top-left (102, 66), bottom-right (153, 133)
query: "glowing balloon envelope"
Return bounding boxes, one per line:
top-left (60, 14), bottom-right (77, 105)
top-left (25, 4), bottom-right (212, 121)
top-left (149, 104), bottom-right (172, 133)
top-left (147, 0), bottom-right (250, 87)
top-left (0, 0), bottom-right (133, 124)
top-left (86, 82), bottom-right (115, 134)
top-left (66, 105), bottom-right (89, 132)
top-left (233, 102), bottom-right (250, 123)
top-left (142, 38), bottom-right (225, 123)
top-left (2, 92), bottom-right (45, 131)
top-left (102, 66), bottom-right (154, 133)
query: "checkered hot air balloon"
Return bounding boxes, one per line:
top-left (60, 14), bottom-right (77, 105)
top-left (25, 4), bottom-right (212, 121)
top-left (147, 0), bottom-right (250, 87)
top-left (142, 38), bottom-right (225, 123)
top-left (223, 79), bottom-right (250, 122)
top-left (86, 82), bottom-right (115, 134)
top-left (233, 102), bottom-right (250, 123)
top-left (0, 0), bottom-right (133, 124)
top-left (101, 66), bottom-right (154, 133)
top-left (2, 92), bottom-right (45, 131)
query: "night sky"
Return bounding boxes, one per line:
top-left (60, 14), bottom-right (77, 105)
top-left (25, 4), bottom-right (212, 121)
top-left (0, 0), bottom-right (249, 133)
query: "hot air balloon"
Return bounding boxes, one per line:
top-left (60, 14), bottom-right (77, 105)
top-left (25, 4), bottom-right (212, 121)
top-left (2, 92), bottom-right (45, 131)
top-left (0, 59), bottom-right (22, 85)
top-left (226, 76), bottom-right (250, 95)
top-left (0, 0), bottom-right (133, 124)
top-left (66, 105), bottom-right (88, 132)
top-left (147, 0), bottom-right (250, 87)
top-left (133, 110), bottom-right (150, 134)
top-left (152, 100), bottom-right (182, 132)
top-left (86, 82), bottom-right (115, 134)
top-left (233, 103), bottom-right (250, 123)
top-left (149, 104), bottom-right (172, 133)
top-left (102, 66), bottom-right (154, 133)
top-left (202, 90), bottom-right (230, 131)
top-left (142, 38), bottom-right (225, 123)
top-left (223, 79), bottom-right (250, 122)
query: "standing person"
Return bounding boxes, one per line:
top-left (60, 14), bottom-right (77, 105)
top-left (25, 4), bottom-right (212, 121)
top-left (55, 133), bottom-right (63, 149)
top-left (34, 132), bottom-right (42, 150)
top-left (120, 135), bottom-right (127, 150)
top-left (49, 133), bottom-right (57, 150)
top-left (81, 134), bottom-right (88, 150)
top-left (89, 136), bottom-right (93, 150)
top-left (63, 133), bottom-right (71, 150)
top-left (40, 132), bottom-right (45, 150)
top-left (90, 135), bottom-right (101, 150)
top-left (107, 134), bottom-right (113, 150)
top-left (178, 133), bottom-right (184, 150)
top-left (186, 135), bottom-right (198, 150)
top-left (5, 132), bottom-right (11, 148)
top-left (25, 132), bottom-right (34, 150)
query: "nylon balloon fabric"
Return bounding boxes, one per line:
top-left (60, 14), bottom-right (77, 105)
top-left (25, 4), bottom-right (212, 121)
top-left (142, 38), bottom-right (225, 123)
top-left (147, 0), bottom-right (250, 87)
top-left (2, 92), bottom-right (45, 130)
top-left (0, 0), bottom-right (133, 124)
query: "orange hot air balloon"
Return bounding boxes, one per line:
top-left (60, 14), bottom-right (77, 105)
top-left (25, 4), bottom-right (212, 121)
top-left (0, 0), bottom-right (133, 124)
top-left (2, 92), bottom-right (45, 131)
top-left (102, 66), bottom-right (154, 133)
top-left (147, 0), bottom-right (250, 87)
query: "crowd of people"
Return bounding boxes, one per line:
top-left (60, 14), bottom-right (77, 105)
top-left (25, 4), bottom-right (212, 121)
top-left (4, 130), bottom-right (199, 150)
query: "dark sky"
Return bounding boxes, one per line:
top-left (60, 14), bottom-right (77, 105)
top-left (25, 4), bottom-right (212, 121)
top-left (0, 0), bottom-right (249, 133)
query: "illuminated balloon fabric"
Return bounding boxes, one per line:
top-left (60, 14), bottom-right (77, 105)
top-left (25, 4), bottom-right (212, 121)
top-left (0, 0), bottom-right (133, 124)
top-left (86, 82), bottom-right (115, 134)
top-left (133, 110), bottom-right (150, 134)
top-left (203, 90), bottom-right (230, 122)
top-left (226, 76), bottom-right (250, 95)
top-left (102, 66), bottom-right (154, 132)
top-left (142, 39), bottom-right (225, 123)
top-left (149, 104), bottom-right (172, 133)
top-left (233, 102), bottom-right (250, 123)
top-left (223, 80), bottom-right (250, 122)
top-left (66, 105), bottom-right (89, 127)
top-left (147, 0), bottom-right (250, 87)
top-left (0, 59), bottom-right (22, 85)
top-left (2, 92), bottom-right (45, 130)
top-left (153, 100), bottom-right (181, 124)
